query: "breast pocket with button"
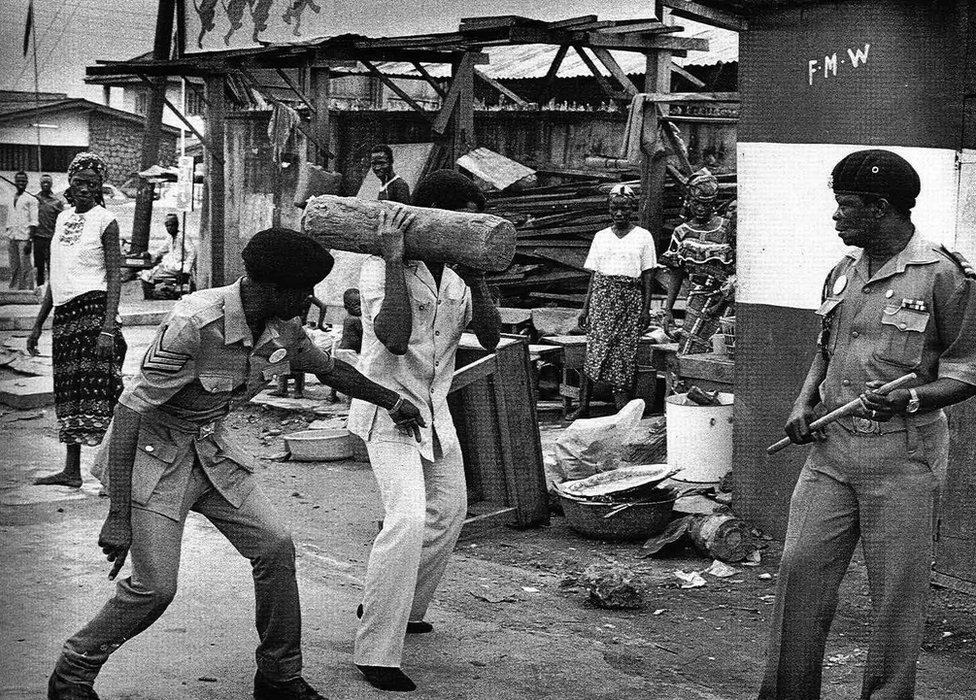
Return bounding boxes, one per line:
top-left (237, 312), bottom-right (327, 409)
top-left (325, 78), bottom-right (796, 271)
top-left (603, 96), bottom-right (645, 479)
top-left (875, 306), bottom-right (929, 368)
top-left (199, 372), bottom-right (237, 393)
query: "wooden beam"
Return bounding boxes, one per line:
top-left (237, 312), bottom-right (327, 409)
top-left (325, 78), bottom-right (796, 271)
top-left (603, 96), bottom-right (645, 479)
top-left (474, 68), bottom-right (528, 106)
top-left (573, 46), bottom-right (626, 101)
top-left (160, 96), bottom-right (222, 163)
top-left (451, 354), bottom-right (498, 393)
top-left (536, 44), bottom-right (569, 104)
top-left (204, 73), bottom-right (226, 287)
top-left (641, 91), bottom-right (739, 102)
top-left (660, 0), bottom-right (747, 32)
top-left (583, 32), bottom-right (708, 53)
top-left (309, 65), bottom-right (331, 167)
top-left (452, 52), bottom-right (476, 160)
top-left (361, 60), bottom-right (432, 117)
top-left (274, 67), bottom-right (317, 113)
top-left (432, 73), bottom-right (463, 135)
top-left (412, 62), bottom-right (447, 97)
top-left (640, 50), bottom-right (672, 246)
top-left (591, 48), bottom-right (640, 97)
top-left (671, 61), bottom-right (706, 88)
top-left (599, 20), bottom-right (681, 34)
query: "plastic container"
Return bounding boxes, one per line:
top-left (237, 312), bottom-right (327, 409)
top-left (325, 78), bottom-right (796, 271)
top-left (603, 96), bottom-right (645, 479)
top-left (665, 392), bottom-right (734, 483)
top-left (284, 429), bottom-right (354, 461)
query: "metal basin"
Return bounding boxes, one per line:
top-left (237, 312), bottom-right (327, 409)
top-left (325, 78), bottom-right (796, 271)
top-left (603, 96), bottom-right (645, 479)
top-left (559, 493), bottom-right (676, 542)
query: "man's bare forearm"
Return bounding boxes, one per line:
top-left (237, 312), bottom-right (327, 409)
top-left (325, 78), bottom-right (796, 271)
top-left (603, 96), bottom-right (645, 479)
top-left (468, 279), bottom-right (500, 350)
top-left (374, 258), bottom-right (412, 354)
top-left (107, 404), bottom-right (139, 518)
top-left (316, 359), bottom-right (399, 409)
top-left (795, 352), bottom-right (829, 409)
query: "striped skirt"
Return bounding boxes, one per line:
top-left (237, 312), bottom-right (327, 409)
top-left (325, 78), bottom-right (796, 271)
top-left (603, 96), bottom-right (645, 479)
top-left (583, 273), bottom-right (642, 390)
top-left (52, 291), bottom-right (127, 445)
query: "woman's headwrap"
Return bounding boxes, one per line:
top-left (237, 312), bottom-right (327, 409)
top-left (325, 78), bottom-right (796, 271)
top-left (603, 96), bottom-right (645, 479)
top-left (608, 183), bottom-right (638, 205)
top-left (67, 152), bottom-right (108, 184)
top-left (686, 168), bottom-right (719, 202)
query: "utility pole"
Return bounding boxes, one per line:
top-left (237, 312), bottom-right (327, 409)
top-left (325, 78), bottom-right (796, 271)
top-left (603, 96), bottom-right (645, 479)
top-left (130, 0), bottom-right (176, 255)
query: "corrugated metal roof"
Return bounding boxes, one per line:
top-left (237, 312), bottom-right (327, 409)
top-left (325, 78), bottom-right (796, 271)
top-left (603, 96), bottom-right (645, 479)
top-left (371, 21), bottom-right (736, 81)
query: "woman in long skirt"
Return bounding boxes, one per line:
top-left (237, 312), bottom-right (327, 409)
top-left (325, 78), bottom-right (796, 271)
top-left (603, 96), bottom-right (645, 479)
top-left (572, 184), bottom-right (657, 419)
top-left (661, 169), bottom-right (735, 355)
top-left (28, 152), bottom-right (126, 487)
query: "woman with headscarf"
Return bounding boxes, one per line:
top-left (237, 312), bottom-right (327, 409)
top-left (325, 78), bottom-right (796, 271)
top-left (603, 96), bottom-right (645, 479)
top-left (573, 183), bottom-right (658, 419)
top-left (28, 152), bottom-right (127, 487)
top-left (661, 169), bottom-right (736, 355)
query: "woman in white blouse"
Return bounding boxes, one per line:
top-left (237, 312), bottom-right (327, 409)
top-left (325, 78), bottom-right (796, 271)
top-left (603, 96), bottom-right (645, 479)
top-left (573, 184), bottom-right (657, 419)
top-left (28, 152), bottom-right (126, 487)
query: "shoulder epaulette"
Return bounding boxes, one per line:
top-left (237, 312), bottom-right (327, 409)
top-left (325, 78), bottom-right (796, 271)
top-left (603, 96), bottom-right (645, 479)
top-left (172, 292), bottom-right (224, 329)
top-left (939, 245), bottom-right (976, 279)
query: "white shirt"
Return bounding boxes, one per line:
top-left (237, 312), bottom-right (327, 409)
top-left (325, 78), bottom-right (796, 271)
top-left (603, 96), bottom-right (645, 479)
top-left (50, 205), bottom-right (116, 306)
top-left (583, 225), bottom-right (657, 278)
top-left (347, 256), bottom-right (472, 461)
top-left (5, 192), bottom-right (39, 241)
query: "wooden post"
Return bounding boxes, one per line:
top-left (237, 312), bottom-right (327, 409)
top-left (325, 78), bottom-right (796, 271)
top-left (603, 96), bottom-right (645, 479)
top-left (130, 0), bottom-right (175, 255)
top-left (204, 73), bottom-right (226, 287)
top-left (449, 52), bottom-right (476, 164)
top-left (640, 49), bottom-right (672, 249)
top-left (309, 65), bottom-right (331, 168)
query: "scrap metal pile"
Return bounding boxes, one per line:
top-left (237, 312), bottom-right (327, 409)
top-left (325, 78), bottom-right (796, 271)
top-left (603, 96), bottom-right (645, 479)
top-left (484, 172), bottom-right (737, 307)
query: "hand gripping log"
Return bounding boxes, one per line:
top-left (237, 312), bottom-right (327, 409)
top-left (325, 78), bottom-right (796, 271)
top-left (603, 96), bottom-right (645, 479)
top-left (766, 373), bottom-right (917, 455)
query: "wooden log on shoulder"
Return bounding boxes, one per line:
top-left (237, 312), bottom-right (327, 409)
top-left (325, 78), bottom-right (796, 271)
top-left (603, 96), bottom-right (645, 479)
top-left (302, 195), bottom-right (516, 272)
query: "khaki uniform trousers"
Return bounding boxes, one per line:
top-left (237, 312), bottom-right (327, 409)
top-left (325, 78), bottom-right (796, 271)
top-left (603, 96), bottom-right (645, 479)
top-left (354, 435), bottom-right (467, 667)
top-left (759, 417), bottom-right (947, 700)
top-left (56, 462), bottom-right (303, 685)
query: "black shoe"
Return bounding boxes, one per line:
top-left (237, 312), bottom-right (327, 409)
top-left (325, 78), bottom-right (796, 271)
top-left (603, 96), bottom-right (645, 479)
top-left (47, 672), bottom-right (100, 700)
top-left (253, 671), bottom-right (326, 700)
top-left (357, 604), bottom-right (433, 634)
top-left (356, 665), bottom-right (416, 692)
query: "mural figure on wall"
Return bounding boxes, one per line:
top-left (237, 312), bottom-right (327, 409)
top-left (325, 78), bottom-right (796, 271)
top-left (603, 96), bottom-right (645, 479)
top-left (193, 0), bottom-right (219, 49)
top-left (282, 0), bottom-right (323, 36)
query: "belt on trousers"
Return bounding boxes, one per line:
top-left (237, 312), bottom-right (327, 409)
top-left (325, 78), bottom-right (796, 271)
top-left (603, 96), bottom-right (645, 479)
top-left (836, 410), bottom-right (943, 436)
top-left (138, 405), bottom-right (221, 439)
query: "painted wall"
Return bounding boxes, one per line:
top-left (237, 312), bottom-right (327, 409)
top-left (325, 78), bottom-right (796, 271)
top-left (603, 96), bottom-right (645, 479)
top-left (0, 110), bottom-right (89, 147)
top-left (732, 0), bottom-right (974, 536)
top-left (183, 0), bottom-right (654, 54)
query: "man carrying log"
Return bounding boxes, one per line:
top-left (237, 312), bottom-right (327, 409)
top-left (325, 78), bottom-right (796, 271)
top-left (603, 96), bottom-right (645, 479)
top-left (46, 228), bottom-right (424, 700)
top-left (348, 170), bottom-right (501, 692)
top-left (759, 150), bottom-right (976, 700)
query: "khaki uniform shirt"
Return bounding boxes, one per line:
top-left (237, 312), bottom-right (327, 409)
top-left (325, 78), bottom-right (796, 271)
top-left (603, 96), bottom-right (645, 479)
top-left (348, 257), bottom-right (472, 461)
top-left (112, 279), bottom-right (334, 521)
top-left (817, 233), bottom-right (976, 432)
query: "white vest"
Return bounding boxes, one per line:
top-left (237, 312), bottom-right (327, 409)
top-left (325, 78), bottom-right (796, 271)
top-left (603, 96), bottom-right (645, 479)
top-left (50, 205), bottom-right (116, 306)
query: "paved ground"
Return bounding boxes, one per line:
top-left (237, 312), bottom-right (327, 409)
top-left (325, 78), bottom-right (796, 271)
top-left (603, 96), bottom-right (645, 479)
top-left (1, 315), bottom-right (975, 700)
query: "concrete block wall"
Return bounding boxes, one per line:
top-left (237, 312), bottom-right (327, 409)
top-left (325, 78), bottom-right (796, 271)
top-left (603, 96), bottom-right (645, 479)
top-left (88, 112), bottom-right (178, 184)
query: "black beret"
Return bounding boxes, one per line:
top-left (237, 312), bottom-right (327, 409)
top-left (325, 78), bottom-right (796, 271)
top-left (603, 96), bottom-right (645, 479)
top-left (242, 227), bottom-right (334, 288)
top-left (830, 149), bottom-right (921, 211)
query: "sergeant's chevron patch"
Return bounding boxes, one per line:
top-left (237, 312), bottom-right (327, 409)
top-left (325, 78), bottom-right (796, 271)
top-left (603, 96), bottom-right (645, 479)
top-left (142, 328), bottom-right (190, 374)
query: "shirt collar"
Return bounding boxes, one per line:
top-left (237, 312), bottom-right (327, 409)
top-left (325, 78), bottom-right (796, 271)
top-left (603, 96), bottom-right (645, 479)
top-left (846, 231), bottom-right (939, 282)
top-left (223, 278), bottom-right (252, 347)
top-left (378, 174), bottom-right (401, 192)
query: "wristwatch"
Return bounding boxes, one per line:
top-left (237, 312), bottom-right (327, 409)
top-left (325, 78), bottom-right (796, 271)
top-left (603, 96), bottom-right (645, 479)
top-left (906, 388), bottom-right (921, 414)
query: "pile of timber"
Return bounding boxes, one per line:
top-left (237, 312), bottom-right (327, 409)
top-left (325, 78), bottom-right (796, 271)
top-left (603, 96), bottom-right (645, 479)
top-left (484, 172), bottom-right (737, 307)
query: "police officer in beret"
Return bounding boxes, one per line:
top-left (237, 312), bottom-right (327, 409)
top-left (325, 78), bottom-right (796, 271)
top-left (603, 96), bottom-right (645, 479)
top-left (759, 150), bottom-right (976, 699)
top-left (47, 228), bottom-right (424, 700)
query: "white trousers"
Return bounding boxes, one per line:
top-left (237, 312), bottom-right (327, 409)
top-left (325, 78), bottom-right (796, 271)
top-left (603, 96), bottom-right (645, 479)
top-left (353, 434), bottom-right (467, 667)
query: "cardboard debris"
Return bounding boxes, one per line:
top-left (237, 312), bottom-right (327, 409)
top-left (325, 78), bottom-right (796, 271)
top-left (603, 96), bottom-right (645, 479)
top-left (702, 560), bottom-right (739, 578)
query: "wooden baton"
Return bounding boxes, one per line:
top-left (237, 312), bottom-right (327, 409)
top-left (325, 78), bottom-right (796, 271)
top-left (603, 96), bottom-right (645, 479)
top-left (766, 373), bottom-right (917, 455)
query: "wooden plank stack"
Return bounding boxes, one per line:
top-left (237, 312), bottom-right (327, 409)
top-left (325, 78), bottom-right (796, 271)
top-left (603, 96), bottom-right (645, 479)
top-left (484, 172), bottom-right (737, 307)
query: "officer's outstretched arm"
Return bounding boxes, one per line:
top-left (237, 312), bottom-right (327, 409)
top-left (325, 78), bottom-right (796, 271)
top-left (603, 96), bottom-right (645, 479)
top-left (100, 404), bottom-right (140, 580)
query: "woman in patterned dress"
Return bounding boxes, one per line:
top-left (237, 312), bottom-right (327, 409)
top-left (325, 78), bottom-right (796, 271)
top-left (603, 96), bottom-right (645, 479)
top-left (662, 169), bottom-right (736, 355)
top-left (28, 152), bottom-right (127, 487)
top-left (572, 184), bottom-right (658, 419)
